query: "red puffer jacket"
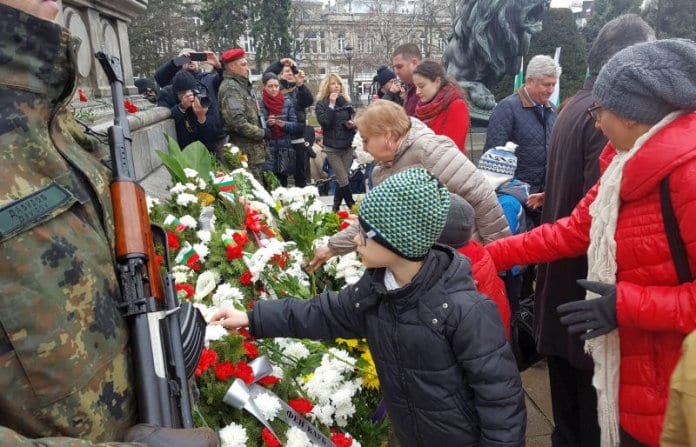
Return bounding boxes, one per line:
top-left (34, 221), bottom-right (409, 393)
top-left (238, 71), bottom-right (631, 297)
top-left (458, 240), bottom-right (510, 339)
top-left (485, 112), bottom-right (696, 446)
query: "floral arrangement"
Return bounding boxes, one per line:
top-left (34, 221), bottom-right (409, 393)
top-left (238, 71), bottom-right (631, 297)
top-left (149, 143), bottom-right (389, 446)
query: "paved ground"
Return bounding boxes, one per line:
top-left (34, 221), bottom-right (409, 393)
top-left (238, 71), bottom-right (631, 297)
top-left (139, 130), bottom-right (555, 444)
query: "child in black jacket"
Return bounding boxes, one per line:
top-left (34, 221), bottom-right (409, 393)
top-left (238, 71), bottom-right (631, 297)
top-left (211, 168), bottom-right (526, 446)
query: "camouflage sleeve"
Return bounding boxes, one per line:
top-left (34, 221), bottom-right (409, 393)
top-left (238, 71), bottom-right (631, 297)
top-left (219, 86), bottom-right (264, 141)
top-left (0, 427), bottom-right (145, 446)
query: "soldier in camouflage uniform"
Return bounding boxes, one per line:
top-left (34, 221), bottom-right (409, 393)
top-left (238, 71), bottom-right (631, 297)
top-left (217, 48), bottom-right (269, 180)
top-left (0, 2), bottom-right (215, 445)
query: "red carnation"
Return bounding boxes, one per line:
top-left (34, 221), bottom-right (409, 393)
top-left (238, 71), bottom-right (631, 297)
top-left (214, 361), bottom-right (236, 381)
top-left (288, 398), bottom-right (314, 415)
top-left (226, 243), bottom-right (244, 261)
top-left (175, 283), bottom-right (194, 300)
top-left (195, 348), bottom-right (218, 377)
top-left (337, 210), bottom-right (350, 219)
top-left (240, 270), bottom-right (253, 286)
top-left (155, 255), bottom-right (164, 267)
top-left (78, 88), bottom-right (88, 102)
top-left (246, 299), bottom-right (257, 310)
top-left (233, 230), bottom-right (250, 246)
top-left (261, 428), bottom-right (282, 447)
top-left (237, 327), bottom-right (254, 340)
top-left (257, 375), bottom-right (280, 387)
top-left (331, 432), bottom-right (353, 447)
top-left (234, 361), bottom-right (254, 384)
top-left (339, 220), bottom-right (351, 231)
top-left (167, 231), bottom-right (180, 251)
top-left (124, 99), bottom-right (139, 113)
top-left (243, 341), bottom-right (259, 358)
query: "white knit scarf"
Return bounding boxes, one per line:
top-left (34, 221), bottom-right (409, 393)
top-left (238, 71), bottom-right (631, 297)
top-left (585, 111), bottom-right (683, 446)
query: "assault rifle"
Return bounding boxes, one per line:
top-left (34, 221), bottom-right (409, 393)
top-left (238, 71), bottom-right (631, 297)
top-left (251, 88), bottom-right (267, 133)
top-left (95, 52), bottom-right (206, 428)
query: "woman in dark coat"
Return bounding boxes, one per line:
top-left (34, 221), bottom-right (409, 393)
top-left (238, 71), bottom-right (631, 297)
top-left (259, 72), bottom-right (301, 186)
top-left (315, 73), bottom-right (356, 211)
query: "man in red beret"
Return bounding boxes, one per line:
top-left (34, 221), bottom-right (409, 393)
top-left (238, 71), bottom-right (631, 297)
top-left (218, 48), bottom-right (269, 179)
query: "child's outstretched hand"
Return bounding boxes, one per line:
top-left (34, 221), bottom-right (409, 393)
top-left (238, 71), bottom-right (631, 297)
top-left (209, 308), bottom-right (249, 330)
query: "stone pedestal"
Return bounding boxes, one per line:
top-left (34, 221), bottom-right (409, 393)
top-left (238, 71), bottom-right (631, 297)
top-left (56, 0), bottom-right (175, 185)
top-left (56, 0), bottom-right (146, 98)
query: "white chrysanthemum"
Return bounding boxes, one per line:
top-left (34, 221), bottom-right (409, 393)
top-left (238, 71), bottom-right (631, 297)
top-left (254, 392), bottom-right (282, 421)
top-left (176, 192), bottom-right (198, 207)
top-left (285, 426), bottom-right (313, 447)
top-left (218, 422), bottom-right (248, 447)
top-left (271, 364), bottom-right (285, 380)
top-left (276, 338), bottom-right (311, 361)
top-left (197, 178), bottom-right (207, 189)
top-left (170, 183), bottom-right (188, 195)
top-left (193, 243), bottom-right (209, 260)
top-left (179, 215), bottom-right (198, 229)
top-left (246, 238), bottom-right (286, 281)
top-left (334, 253), bottom-right (364, 285)
top-left (328, 348), bottom-right (357, 369)
top-left (184, 182), bottom-right (198, 191)
top-left (213, 283), bottom-right (245, 309)
top-left (172, 265), bottom-right (193, 284)
top-left (204, 323), bottom-right (228, 345)
top-left (194, 270), bottom-right (220, 300)
top-left (331, 388), bottom-right (357, 427)
top-left (146, 196), bottom-right (160, 214)
top-left (184, 168), bottom-right (199, 179)
top-left (228, 144), bottom-right (240, 154)
top-left (196, 230), bottom-right (212, 243)
top-left (310, 404), bottom-right (335, 427)
top-left (232, 168), bottom-right (276, 209)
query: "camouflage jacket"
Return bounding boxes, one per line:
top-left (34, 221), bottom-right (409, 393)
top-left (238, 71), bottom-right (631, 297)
top-left (0, 5), bottom-right (139, 445)
top-left (217, 72), bottom-right (268, 167)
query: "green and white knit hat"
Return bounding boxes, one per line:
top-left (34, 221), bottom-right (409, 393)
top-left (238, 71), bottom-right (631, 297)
top-left (358, 168), bottom-right (450, 260)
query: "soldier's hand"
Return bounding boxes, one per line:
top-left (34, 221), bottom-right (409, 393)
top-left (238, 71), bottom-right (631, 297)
top-left (124, 424), bottom-right (217, 447)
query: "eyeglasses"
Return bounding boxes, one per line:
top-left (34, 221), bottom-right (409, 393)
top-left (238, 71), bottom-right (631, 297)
top-left (587, 104), bottom-right (603, 122)
top-left (357, 227), bottom-right (375, 247)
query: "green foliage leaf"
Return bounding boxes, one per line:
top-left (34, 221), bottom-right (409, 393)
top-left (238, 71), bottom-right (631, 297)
top-left (156, 135), bottom-right (216, 184)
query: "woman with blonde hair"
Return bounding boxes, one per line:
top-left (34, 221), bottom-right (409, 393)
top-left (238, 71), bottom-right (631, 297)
top-left (309, 99), bottom-right (510, 269)
top-left (315, 73), bottom-right (357, 211)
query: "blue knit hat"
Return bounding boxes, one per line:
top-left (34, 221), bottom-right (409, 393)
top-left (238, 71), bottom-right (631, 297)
top-left (359, 168), bottom-right (450, 260)
top-left (477, 142), bottom-right (518, 189)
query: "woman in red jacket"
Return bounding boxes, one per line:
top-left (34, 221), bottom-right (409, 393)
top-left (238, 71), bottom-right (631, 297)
top-left (485, 39), bottom-right (696, 447)
top-left (413, 60), bottom-right (470, 154)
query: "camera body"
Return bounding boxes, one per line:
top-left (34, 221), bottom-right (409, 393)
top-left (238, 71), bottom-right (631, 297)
top-left (192, 85), bottom-right (211, 108)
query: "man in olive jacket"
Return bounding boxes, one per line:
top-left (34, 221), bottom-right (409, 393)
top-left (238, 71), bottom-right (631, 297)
top-left (218, 48), bottom-right (268, 180)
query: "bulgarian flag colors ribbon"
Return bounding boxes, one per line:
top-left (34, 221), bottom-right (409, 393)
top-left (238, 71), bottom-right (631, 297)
top-left (175, 242), bottom-right (200, 268)
top-left (212, 173), bottom-right (236, 192)
top-left (164, 214), bottom-right (187, 232)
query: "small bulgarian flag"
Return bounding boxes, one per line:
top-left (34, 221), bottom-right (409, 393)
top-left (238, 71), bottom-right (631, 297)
top-left (175, 242), bottom-right (200, 268)
top-left (164, 214), bottom-right (187, 232)
top-left (212, 173), bottom-right (236, 192)
top-left (513, 56), bottom-right (524, 92)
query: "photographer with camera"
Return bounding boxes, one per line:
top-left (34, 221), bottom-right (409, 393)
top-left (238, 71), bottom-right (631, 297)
top-left (167, 70), bottom-right (218, 151)
top-left (156, 49), bottom-right (227, 158)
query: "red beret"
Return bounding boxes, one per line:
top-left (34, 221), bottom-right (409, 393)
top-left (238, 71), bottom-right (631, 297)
top-left (221, 48), bottom-right (245, 64)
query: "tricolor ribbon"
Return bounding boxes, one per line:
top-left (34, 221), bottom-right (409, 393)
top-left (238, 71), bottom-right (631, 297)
top-left (223, 355), bottom-right (335, 446)
top-left (163, 214), bottom-right (187, 232)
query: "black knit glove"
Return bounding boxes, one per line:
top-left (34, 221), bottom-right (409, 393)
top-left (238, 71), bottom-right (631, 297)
top-left (557, 279), bottom-right (617, 341)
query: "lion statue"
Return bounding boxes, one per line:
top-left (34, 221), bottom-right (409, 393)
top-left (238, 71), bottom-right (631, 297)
top-left (442, 0), bottom-right (546, 120)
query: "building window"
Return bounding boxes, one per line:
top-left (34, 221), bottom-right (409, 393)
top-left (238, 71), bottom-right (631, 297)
top-left (243, 33), bottom-right (255, 54)
top-left (338, 33), bottom-right (344, 52)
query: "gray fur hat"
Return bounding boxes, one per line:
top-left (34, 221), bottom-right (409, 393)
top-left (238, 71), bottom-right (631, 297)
top-left (593, 39), bottom-right (696, 125)
top-left (437, 194), bottom-right (475, 249)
